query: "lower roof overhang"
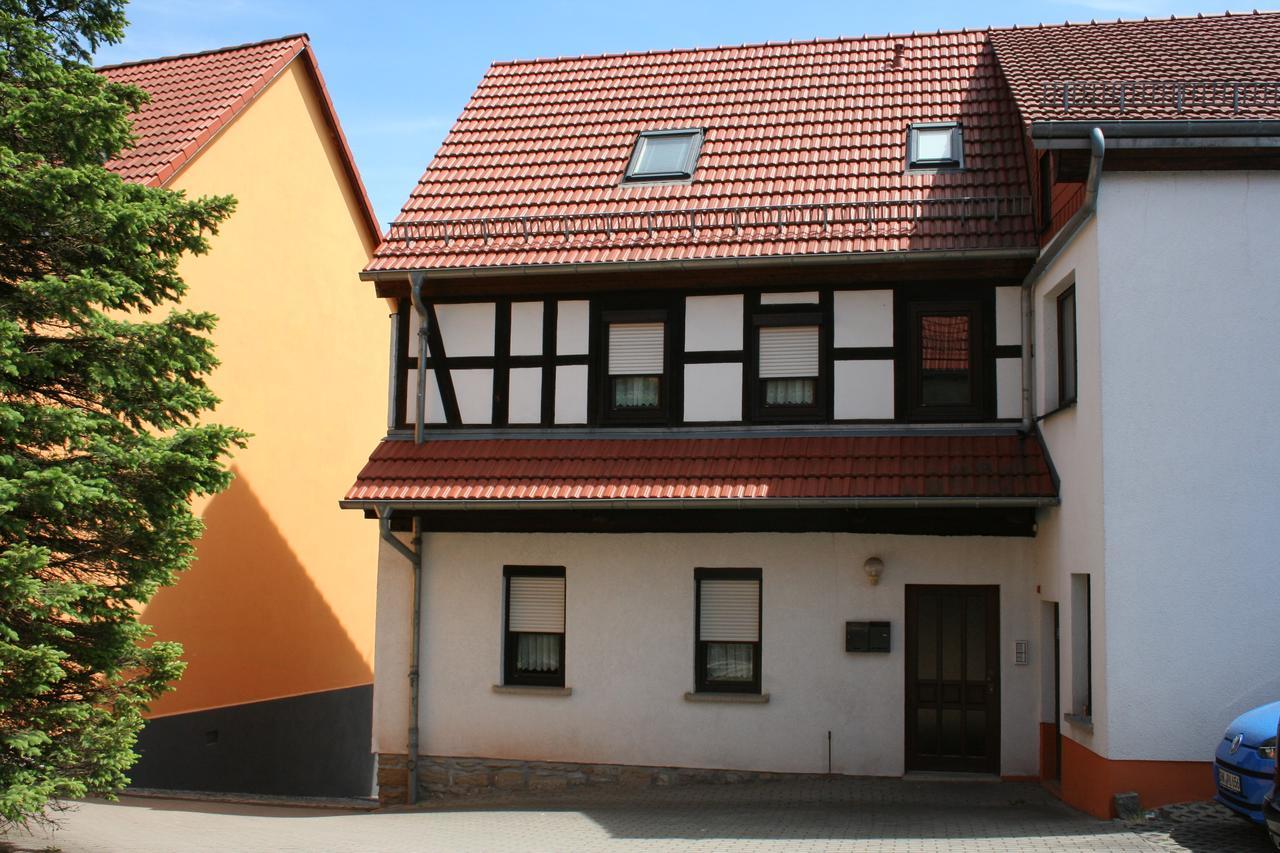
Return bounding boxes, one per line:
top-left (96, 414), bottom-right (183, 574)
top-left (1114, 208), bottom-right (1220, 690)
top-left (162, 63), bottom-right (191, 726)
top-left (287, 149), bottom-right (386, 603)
top-left (353, 503), bottom-right (1046, 537)
top-left (343, 432), bottom-right (1059, 537)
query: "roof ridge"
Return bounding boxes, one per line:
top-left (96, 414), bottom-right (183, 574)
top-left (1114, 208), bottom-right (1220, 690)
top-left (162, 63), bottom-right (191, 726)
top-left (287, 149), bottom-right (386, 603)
top-left (94, 32), bottom-right (309, 72)
top-left (487, 9), bottom-right (1278, 69)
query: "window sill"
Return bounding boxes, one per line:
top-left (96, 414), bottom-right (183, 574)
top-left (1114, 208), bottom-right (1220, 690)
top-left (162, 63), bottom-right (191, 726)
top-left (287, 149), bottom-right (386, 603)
top-left (1063, 712), bottom-right (1093, 733)
top-left (683, 691), bottom-right (770, 705)
top-left (492, 685), bottom-right (572, 697)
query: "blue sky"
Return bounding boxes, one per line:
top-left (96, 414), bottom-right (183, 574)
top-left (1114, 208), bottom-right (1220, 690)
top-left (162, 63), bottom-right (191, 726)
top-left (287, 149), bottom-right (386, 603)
top-left (95, 0), bottom-right (1224, 226)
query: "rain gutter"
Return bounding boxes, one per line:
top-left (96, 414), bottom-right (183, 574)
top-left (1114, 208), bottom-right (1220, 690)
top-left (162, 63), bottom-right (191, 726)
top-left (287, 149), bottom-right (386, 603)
top-left (1020, 127), bottom-right (1106, 433)
top-left (1030, 119), bottom-right (1280, 148)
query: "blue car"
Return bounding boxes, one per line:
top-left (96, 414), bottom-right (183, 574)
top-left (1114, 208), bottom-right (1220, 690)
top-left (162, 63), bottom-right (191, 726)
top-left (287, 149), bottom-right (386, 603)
top-left (1264, 716), bottom-right (1280, 849)
top-left (1215, 700), bottom-right (1280, 823)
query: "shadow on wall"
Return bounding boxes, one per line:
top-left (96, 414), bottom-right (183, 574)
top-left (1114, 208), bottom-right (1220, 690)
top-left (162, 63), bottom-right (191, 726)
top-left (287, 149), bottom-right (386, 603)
top-left (131, 466), bottom-right (375, 796)
top-left (140, 465), bottom-right (372, 715)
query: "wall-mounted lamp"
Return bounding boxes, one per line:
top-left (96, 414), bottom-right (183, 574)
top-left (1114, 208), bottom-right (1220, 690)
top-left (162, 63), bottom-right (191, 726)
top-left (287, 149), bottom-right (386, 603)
top-left (863, 557), bottom-right (884, 586)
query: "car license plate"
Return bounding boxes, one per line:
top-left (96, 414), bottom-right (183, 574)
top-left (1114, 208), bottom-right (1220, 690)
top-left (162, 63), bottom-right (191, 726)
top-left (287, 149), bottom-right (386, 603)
top-left (1218, 767), bottom-right (1242, 794)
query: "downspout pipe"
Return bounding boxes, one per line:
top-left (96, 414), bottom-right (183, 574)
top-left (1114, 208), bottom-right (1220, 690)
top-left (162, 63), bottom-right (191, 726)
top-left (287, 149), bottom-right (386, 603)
top-left (379, 511), bottom-right (422, 805)
top-left (409, 271), bottom-right (429, 445)
top-left (1021, 127), bottom-right (1105, 433)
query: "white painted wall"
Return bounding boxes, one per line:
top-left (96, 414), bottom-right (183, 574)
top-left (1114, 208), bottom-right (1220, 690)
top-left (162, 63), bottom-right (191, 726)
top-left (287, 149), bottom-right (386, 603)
top-left (372, 531), bottom-right (1040, 777)
top-left (451, 369), bottom-right (493, 425)
top-left (685, 295), bottom-right (743, 351)
top-left (994, 286), bottom-right (1021, 347)
top-left (554, 364), bottom-right (588, 424)
top-left (507, 367), bottom-right (542, 424)
top-left (510, 301), bottom-right (543, 356)
top-left (1029, 217), bottom-right (1107, 757)
top-left (1093, 172), bottom-right (1280, 760)
top-left (684, 363), bottom-right (743, 421)
top-left (833, 290), bottom-right (893, 348)
top-left (995, 358), bottom-right (1021, 420)
top-left (761, 291), bottom-right (818, 304)
top-left (833, 360), bottom-right (894, 419)
top-left (557, 300), bottom-right (590, 356)
top-left (436, 303), bottom-right (495, 357)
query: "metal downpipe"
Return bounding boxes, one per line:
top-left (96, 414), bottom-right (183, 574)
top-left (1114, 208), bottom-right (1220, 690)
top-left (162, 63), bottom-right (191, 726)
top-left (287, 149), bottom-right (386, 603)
top-left (410, 271), bottom-right (429, 445)
top-left (379, 512), bottom-right (422, 804)
top-left (1021, 127), bottom-right (1105, 433)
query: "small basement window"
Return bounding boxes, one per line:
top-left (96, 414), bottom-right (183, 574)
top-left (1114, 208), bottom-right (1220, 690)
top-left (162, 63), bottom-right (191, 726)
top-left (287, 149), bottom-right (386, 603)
top-left (624, 129), bottom-right (704, 182)
top-left (907, 122), bottom-right (963, 170)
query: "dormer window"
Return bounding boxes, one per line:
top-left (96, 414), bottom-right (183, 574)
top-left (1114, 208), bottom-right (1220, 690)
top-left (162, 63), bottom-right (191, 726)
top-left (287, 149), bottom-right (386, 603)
top-left (623, 129), bottom-right (703, 183)
top-left (907, 122), bottom-right (963, 170)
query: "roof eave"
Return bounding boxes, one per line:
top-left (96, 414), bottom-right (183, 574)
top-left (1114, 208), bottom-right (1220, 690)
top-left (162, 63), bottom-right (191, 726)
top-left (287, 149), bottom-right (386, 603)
top-left (358, 246), bottom-right (1039, 283)
top-left (340, 496), bottom-right (1060, 512)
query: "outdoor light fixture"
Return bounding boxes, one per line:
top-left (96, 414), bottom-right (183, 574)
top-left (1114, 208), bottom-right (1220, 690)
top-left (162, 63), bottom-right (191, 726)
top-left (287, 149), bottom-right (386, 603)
top-left (863, 557), bottom-right (884, 586)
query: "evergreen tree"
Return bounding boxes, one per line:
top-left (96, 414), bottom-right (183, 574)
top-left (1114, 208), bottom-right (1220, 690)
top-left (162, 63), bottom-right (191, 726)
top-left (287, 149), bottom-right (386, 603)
top-left (0, 0), bottom-right (244, 826)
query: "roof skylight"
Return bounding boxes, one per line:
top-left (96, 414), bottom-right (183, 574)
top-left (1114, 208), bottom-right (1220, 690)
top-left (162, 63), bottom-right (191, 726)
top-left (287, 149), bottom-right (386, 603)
top-left (624, 129), bottom-right (704, 183)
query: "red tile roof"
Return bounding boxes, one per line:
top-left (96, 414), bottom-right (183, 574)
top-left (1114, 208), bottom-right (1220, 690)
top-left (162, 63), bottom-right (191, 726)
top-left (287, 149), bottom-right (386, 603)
top-left (98, 35), bottom-right (381, 242)
top-left (990, 12), bottom-right (1280, 123)
top-left (344, 435), bottom-right (1056, 504)
top-left (368, 31), bottom-right (1036, 274)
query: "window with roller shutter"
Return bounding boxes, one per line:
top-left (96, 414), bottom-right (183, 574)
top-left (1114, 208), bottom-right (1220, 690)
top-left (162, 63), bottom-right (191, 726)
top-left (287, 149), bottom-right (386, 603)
top-left (601, 310), bottom-right (668, 422)
top-left (694, 568), bottom-right (762, 694)
top-left (753, 312), bottom-right (823, 421)
top-left (503, 566), bottom-right (566, 687)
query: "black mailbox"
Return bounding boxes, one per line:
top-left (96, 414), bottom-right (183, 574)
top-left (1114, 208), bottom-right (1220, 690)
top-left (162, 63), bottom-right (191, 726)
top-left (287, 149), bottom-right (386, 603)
top-left (845, 621), bottom-right (890, 653)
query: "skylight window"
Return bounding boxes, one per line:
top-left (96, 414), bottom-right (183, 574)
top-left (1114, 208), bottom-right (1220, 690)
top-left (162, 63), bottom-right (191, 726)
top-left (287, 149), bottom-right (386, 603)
top-left (624, 129), bottom-right (704, 182)
top-left (907, 122), bottom-right (964, 170)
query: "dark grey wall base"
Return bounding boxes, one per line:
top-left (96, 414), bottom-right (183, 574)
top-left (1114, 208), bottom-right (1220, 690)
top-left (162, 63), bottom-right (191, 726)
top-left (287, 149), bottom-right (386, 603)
top-left (130, 684), bottom-right (374, 798)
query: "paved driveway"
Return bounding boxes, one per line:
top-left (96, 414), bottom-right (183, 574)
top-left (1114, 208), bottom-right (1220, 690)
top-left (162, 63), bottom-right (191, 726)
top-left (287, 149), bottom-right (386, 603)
top-left (1, 779), bottom-right (1272, 852)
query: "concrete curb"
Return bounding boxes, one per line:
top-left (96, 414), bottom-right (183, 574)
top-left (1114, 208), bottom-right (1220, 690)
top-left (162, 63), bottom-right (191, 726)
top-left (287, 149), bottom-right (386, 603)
top-left (119, 788), bottom-right (379, 811)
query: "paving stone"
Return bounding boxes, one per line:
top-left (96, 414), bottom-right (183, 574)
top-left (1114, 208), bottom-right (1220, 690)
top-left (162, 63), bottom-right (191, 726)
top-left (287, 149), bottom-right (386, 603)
top-left (3, 779), bottom-right (1266, 853)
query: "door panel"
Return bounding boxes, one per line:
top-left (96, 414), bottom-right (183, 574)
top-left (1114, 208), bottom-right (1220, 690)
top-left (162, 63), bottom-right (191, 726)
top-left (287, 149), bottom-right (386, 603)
top-left (905, 585), bottom-right (1000, 773)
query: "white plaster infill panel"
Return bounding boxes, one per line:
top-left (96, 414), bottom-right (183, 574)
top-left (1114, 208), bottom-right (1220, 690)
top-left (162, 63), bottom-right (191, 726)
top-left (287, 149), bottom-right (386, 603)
top-left (834, 290), bottom-right (893, 348)
top-left (833, 360), bottom-right (894, 419)
top-left (761, 291), bottom-right (818, 304)
top-left (685, 294), bottom-right (743, 351)
top-left (510, 301), bottom-right (543, 356)
top-left (555, 364), bottom-right (588, 423)
top-left (557, 300), bottom-right (590, 356)
top-left (996, 358), bottom-right (1021, 420)
top-left (995, 286), bottom-right (1021, 347)
top-left (683, 363), bottom-right (743, 422)
top-left (507, 367), bottom-right (542, 424)
top-left (404, 367), bottom-right (447, 425)
top-left (452, 369), bottom-right (494, 424)
top-left (436, 302), bottom-right (495, 358)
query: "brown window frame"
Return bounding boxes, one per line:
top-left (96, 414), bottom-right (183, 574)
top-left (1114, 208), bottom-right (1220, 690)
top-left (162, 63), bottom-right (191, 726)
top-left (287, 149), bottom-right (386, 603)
top-left (599, 309), bottom-right (670, 425)
top-left (903, 300), bottom-right (989, 422)
top-left (503, 565), bottom-right (566, 688)
top-left (694, 567), bottom-right (763, 695)
top-left (1057, 286), bottom-right (1078, 407)
top-left (749, 311), bottom-right (825, 423)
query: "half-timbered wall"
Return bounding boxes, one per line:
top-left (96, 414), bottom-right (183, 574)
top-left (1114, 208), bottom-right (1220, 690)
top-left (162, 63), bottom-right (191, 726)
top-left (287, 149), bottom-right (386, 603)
top-left (394, 284), bottom-right (1023, 429)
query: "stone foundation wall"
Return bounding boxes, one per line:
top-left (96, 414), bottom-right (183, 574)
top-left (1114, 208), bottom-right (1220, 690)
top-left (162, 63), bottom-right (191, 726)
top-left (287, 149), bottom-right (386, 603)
top-left (375, 753), bottom-right (799, 805)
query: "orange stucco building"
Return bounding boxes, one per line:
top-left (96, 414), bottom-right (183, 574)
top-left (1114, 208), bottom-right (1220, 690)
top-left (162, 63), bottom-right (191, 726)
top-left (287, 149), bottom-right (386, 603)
top-left (99, 35), bottom-right (386, 796)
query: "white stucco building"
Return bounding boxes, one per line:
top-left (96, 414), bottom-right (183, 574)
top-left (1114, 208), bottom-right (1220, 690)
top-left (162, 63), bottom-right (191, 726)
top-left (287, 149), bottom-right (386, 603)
top-left (344, 13), bottom-right (1280, 818)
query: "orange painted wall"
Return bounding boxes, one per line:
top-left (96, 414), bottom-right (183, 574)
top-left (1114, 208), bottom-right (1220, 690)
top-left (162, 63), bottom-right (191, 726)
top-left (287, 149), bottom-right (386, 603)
top-left (1058, 735), bottom-right (1215, 818)
top-left (139, 58), bottom-right (384, 716)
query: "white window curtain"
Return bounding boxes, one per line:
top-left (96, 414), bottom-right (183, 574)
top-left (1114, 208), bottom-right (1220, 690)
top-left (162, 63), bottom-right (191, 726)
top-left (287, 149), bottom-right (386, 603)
top-left (759, 326), bottom-right (819, 378)
top-left (699, 579), bottom-right (760, 642)
top-left (609, 322), bottom-right (664, 375)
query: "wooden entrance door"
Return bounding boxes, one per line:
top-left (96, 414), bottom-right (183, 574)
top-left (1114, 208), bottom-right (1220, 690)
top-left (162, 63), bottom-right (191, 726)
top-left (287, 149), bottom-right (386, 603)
top-left (905, 585), bottom-right (1000, 773)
